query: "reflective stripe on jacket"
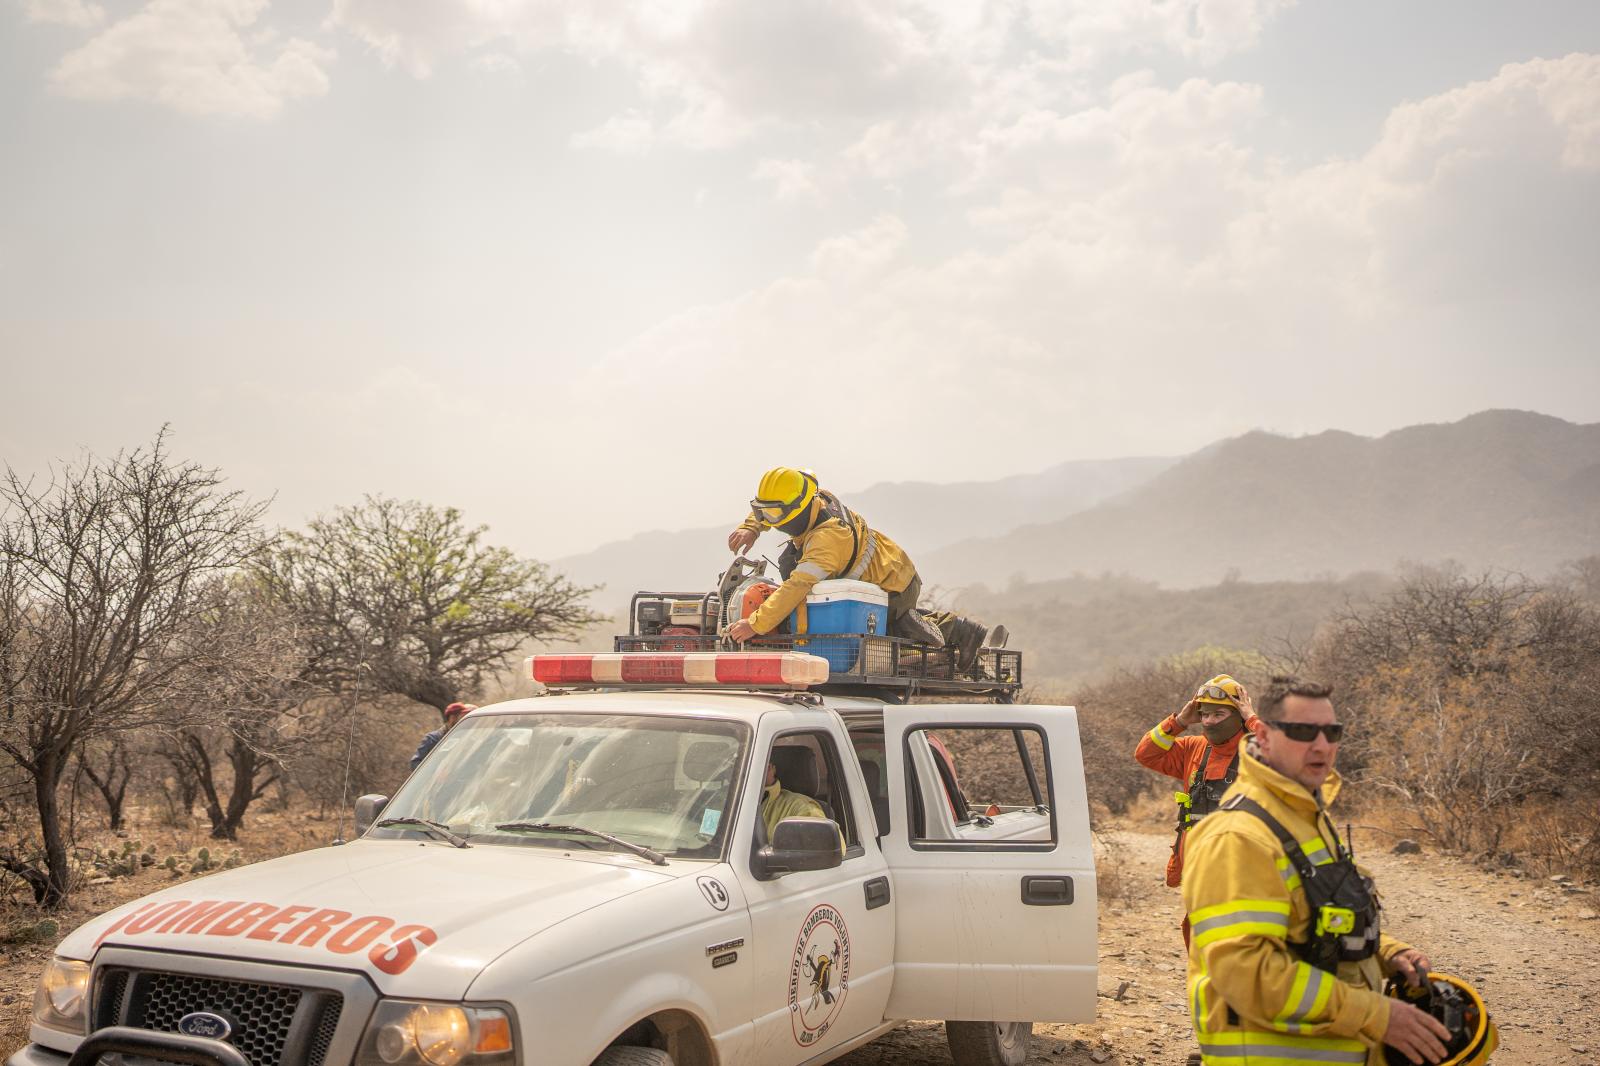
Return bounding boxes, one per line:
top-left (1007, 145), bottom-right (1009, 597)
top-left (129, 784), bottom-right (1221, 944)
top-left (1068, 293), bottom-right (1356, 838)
top-left (742, 507), bottom-right (916, 635)
top-left (1134, 713), bottom-right (1261, 886)
top-left (1182, 752), bottom-right (1411, 1066)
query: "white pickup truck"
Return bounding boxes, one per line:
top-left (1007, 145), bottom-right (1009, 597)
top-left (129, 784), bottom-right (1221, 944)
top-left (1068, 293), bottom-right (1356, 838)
top-left (15, 651), bottom-right (1097, 1066)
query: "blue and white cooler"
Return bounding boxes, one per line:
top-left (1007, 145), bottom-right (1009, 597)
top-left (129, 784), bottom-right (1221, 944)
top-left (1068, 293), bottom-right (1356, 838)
top-left (794, 579), bottom-right (889, 673)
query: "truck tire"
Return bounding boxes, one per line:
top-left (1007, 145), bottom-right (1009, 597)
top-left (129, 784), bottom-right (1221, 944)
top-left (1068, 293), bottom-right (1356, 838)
top-left (945, 1021), bottom-right (1033, 1066)
top-left (591, 1046), bottom-right (673, 1066)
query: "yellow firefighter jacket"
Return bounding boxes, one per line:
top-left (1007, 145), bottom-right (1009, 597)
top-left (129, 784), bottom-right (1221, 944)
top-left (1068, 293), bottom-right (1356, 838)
top-left (1182, 751), bottom-right (1413, 1065)
top-left (760, 782), bottom-right (845, 852)
top-left (738, 504), bottom-right (916, 635)
top-left (759, 781), bottom-right (824, 837)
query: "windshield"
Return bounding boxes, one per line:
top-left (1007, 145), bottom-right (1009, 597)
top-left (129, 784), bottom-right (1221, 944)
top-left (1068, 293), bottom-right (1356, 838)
top-left (372, 712), bottom-right (749, 860)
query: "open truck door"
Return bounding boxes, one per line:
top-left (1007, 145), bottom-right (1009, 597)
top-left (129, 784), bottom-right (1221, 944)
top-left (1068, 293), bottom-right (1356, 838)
top-left (880, 704), bottom-right (1097, 1024)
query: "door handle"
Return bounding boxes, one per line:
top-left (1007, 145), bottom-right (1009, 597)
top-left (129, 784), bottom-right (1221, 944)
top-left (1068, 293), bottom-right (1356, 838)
top-left (1020, 875), bottom-right (1074, 906)
top-left (864, 876), bottom-right (891, 910)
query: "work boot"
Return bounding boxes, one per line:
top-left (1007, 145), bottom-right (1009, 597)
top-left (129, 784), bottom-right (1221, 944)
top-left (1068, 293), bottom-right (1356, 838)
top-left (951, 617), bottom-right (987, 674)
top-left (893, 609), bottom-right (945, 648)
top-left (986, 624), bottom-right (1009, 650)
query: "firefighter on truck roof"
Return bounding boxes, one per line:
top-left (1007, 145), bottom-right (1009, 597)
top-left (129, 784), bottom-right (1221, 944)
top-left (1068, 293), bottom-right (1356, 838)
top-left (724, 467), bottom-right (1003, 673)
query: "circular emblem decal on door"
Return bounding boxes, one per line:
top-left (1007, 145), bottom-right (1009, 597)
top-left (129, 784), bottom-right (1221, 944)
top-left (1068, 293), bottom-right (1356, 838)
top-left (788, 903), bottom-right (851, 1047)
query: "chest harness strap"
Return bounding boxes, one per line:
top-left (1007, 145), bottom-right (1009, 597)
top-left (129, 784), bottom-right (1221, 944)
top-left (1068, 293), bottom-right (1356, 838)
top-left (1221, 794), bottom-right (1382, 973)
top-left (1174, 744), bottom-right (1240, 833)
top-left (778, 490), bottom-right (864, 582)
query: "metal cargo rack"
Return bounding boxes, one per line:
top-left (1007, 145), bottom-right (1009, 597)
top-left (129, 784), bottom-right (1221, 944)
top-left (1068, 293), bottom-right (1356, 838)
top-left (612, 632), bottom-right (1022, 703)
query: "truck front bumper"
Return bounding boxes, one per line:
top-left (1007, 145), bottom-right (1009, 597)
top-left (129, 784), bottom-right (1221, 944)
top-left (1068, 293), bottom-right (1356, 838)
top-left (5, 1044), bottom-right (67, 1066)
top-left (7, 1029), bottom-right (252, 1066)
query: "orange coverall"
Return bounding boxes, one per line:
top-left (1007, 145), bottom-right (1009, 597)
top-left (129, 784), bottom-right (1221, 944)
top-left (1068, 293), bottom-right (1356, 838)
top-left (1134, 711), bottom-right (1262, 887)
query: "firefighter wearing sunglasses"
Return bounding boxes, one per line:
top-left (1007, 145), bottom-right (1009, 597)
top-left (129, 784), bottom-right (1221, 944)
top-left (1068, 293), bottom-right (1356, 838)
top-left (1134, 675), bottom-right (1263, 913)
top-left (1179, 676), bottom-right (1477, 1066)
top-left (724, 467), bottom-right (1002, 672)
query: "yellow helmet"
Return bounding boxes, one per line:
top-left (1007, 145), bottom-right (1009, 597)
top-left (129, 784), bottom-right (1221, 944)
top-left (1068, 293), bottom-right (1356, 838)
top-left (1384, 972), bottom-right (1497, 1066)
top-left (1194, 674), bottom-right (1245, 708)
top-left (750, 467), bottom-right (818, 530)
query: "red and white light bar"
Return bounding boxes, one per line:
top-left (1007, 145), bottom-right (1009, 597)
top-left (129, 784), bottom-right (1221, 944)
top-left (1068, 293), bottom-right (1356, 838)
top-left (528, 652), bottom-right (830, 690)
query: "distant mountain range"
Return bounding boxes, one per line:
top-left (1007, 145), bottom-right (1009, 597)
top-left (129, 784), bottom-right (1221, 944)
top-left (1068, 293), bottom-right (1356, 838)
top-left (957, 571), bottom-right (1398, 682)
top-left (555, 410), bottom-right (1600, 611)
top-left (554, 456), bottom-right (1174, 609)
top-left (929, 410), bottom-right (1600, 588)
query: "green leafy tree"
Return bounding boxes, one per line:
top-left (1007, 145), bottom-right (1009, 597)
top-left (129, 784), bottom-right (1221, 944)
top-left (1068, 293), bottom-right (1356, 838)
top-left (261, 497), bottom-right (602, 711)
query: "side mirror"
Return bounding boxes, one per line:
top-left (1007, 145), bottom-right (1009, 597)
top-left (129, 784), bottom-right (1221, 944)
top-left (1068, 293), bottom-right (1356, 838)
top-left (354, 794), bottom-right (389, 836)
top-left (752, 817), bottom-right (842, 879)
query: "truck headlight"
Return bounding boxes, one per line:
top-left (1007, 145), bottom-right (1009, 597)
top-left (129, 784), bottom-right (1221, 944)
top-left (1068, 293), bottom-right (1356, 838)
top-left (357, 1001), bottom-right (516, 1066)
top-left (32, 958), bottom-right (91, 1034)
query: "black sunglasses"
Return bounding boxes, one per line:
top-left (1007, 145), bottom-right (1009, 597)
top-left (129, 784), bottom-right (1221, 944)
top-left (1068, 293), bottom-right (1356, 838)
top-left (1264, 720), bottom-right (1345, 743)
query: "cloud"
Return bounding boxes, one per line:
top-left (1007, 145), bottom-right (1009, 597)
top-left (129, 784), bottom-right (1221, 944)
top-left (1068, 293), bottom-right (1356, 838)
top-left (752, 157), bottom-right (821, 203)
top-left (1025, 0), bottom-right (1297, 67)
top-left (327, 0), bottom-right (1294, 154)
top-left (571, 54), bottom-right (1600, 476)
top-left (51, 0), bottom-right (334, 119)
top-left (470, 51), bottom-right (521, 78)
top-left (572, 110), bottom-right (658, 155)
top-left (327, 0), bottom-right (563, 79)
top-left (809, 214), bottom-right (906, 277)
top-left (1267, 52), bottom-right (1600, 308)
top-left (22, 0), bottom-right (105, 28)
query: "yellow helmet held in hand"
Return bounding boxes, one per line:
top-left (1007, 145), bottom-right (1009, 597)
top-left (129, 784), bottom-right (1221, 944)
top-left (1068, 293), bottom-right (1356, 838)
top-left (750, 467), bottom-right (818, 530)
top-left (1384, 972), bottom-right (1498, 1066)
top-left (1194, 674), bottom-right (1245, 708)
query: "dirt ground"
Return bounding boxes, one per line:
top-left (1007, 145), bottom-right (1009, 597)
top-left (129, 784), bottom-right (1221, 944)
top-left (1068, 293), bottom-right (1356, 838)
top-left (838, 828), bottom-right (1600, 1066)
top-left (4, 823), bottom-right (1597, 1065)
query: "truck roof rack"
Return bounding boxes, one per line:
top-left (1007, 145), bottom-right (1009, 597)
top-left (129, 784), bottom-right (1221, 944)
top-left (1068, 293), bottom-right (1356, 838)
top-left (610, 633), bottom-right (1022, 704)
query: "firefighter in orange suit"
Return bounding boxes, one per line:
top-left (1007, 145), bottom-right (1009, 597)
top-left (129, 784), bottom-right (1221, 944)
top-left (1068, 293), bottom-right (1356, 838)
top-left (1138, 672), bottom-right (1267, 984)
top-left (1136, 674), bottom-right (1262, 898)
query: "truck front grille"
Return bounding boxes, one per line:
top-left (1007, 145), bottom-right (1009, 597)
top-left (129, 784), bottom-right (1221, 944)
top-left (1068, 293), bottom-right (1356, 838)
top-left (94, 967), bottom-right (343, 1066)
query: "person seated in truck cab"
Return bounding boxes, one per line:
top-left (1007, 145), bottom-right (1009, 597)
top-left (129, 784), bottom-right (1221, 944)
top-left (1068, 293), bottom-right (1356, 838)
top-left (725, 467), bottom-right (1006, 673)
top-left (761, 749), bottom-right (829, 835)
top-left (763, 747), bottom-right (846, 852)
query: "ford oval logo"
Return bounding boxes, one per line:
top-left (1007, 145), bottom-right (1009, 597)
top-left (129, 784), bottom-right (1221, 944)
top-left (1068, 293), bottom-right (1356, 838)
top-left (177, 1012), bottom-right (233, 1040)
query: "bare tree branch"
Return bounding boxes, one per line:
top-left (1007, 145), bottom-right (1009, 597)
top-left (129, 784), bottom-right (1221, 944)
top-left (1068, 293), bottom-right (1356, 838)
top-left (0, 430), bottom-right (267, 904)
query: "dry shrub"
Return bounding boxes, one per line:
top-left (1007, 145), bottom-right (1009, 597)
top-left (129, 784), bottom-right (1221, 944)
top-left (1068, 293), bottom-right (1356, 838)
top-left (290, 697), bottom-right (442, 813)
top-left (1508, 800), bottom-right (1600, 877)
top-left (1356, 682), bottom-right (1537, 855)
top-left (1092, 825), bottom-right (1128, 901)
top-left (1035, 647), bottom-right (1271, 817)
top-left (1310, 567), bottom-right (1600, 875)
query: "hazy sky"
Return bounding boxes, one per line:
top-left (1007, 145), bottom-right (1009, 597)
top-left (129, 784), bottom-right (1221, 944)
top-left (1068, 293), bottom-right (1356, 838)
top-left (3, 0), bottom-right (1598, 560)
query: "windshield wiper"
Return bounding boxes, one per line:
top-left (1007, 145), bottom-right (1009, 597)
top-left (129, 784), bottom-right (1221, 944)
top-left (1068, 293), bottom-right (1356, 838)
top-left (493, 822), bottom-right (667, 866)
top-left (374, 817), bottom-right (471, 848)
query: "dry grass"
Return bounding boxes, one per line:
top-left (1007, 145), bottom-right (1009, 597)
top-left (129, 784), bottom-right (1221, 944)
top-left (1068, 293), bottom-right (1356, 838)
top-left (0, 807), bottom-right (345, 1059)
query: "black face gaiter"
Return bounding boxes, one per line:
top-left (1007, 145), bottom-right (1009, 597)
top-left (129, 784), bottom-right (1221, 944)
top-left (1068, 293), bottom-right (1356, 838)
top-left (776, 503), bottom-right (817, 537)
top-left (1201, 711), bottom-right (1244, 744)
